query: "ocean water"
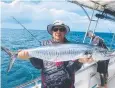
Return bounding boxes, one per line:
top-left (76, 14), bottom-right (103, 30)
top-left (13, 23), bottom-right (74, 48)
top-left (1, 29), bottom-right (115, 88)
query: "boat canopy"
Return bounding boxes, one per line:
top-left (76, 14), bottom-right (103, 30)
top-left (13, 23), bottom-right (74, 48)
top-left (68, 0), bottom-right (115, 17)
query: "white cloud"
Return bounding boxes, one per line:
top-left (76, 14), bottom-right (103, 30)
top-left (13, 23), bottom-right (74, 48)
top-left (1, 0), bottom-right (115, 33)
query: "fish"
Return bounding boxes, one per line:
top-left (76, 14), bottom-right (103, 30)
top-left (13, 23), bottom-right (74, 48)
top-left (1, 44), bottom-right (115, 72)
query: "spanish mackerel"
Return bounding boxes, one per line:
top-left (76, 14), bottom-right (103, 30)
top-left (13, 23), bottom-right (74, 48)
top-left (1, 44), bottom-right (115, 72)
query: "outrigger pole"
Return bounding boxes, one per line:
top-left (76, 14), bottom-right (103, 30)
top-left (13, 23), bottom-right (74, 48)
top-left (11, 16), bottom-right (42, 46)
top-left (83, 3), bottom-right (98, 43)
top-left (89, 17), bottom-right (100, 44)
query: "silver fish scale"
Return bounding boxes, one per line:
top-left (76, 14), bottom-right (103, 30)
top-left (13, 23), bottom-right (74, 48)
top-left (28, 45), bottom-right (90, 61)
top-left (27, 44), bottom-right (115, 61)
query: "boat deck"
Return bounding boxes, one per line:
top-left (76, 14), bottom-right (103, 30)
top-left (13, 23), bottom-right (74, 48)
top-left (108, 74), bottom-right (115, 88)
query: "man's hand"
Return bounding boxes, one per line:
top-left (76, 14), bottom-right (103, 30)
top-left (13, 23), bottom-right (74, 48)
top-left (18, 50), bottom-right (30, 60)
top-left (78, 55), bottom-right (94, 63)
top-left (78, 57), bottom-right (89, 63)
top-left (87, 57), bottom-right (95, 63)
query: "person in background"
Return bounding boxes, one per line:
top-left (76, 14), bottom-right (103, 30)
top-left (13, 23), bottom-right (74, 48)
top-left (87, 30), bottom-right (109, 88)
top-left (18, 20), bottom-right (92, 88)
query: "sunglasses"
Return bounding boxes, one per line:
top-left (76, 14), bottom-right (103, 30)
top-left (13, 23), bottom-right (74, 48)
top-left (52, 27), bottom-right (66, 32)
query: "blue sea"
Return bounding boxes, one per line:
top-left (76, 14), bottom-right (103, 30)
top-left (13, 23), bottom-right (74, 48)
top-left (1, 29), bottom-right (115, 88)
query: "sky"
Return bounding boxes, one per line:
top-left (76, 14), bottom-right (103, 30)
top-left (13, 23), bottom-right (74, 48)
top-left (1, 0), bottom-right (115, 33)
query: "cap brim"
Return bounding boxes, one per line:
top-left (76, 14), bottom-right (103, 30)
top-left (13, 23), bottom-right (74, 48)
top-left (47, 24), bottom-right (70, 35)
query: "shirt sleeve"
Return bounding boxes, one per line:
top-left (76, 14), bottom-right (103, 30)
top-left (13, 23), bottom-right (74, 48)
top-left (92, 36), bottom-right (108, 49)
top-left (29, 57), bottom-right (43, 69)
top-left (98, 39), bottom-right (108, 49)
top-left (92, 36), bottom-right (100, 45)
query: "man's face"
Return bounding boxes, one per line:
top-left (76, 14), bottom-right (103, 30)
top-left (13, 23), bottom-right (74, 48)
top-left (87, 32), bottom-right (93, 38)
top-left (52, 26), bottom-right (66, 41)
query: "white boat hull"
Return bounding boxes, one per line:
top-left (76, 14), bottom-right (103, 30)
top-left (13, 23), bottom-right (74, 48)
top-left (74, 59), bottom-right (115, 88)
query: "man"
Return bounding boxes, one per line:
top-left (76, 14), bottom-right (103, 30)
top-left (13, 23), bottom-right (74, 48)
top-left (18, 20), bottom-right (91, 88)
top-left (87, 30), bottom-right (109, 88)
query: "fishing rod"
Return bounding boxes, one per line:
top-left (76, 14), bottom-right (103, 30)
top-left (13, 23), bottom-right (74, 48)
top-left (11, 16), bottom-right (42, 46)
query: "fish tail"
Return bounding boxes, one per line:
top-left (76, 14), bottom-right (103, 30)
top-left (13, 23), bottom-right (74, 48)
top-left (1, 46), bottom-right (17, 72)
